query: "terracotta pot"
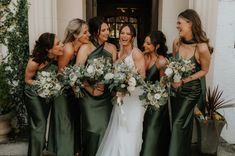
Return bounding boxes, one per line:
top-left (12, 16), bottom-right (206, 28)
top-left (0, 111), bottom-right (14, 143)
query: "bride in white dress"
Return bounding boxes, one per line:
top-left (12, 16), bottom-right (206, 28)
top-left (96, 24), bottom-right (146, 156)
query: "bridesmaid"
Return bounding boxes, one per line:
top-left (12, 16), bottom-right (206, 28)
top-left (24, 33), bottom-right (63, 156)
top-left (75, 16), bottom-right (117, 156)
top-left (50, 18), bottom-right (90, 155)
top-left (140, 30), bottom-right (171, 156)
top-left (169, 9), bottom-right (211, 156)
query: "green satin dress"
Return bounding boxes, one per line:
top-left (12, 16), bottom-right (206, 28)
top-left (24, 61), bottom-right (57, 156)
top-left (140, 64), bottom-right (171, 156)
top-left (169, 52), bottom-right (202, 156)
top-left (79, 44), bottom-right (113, 156)
top-left (48, 54), bottom-right (79, 156)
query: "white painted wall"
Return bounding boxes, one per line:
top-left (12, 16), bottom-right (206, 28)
top-left (189, 0), bottom-right (218, 88)
top-left (57, 0), bottom-right (85, 41)
top-left (28, 0), bottom-right (57, 52)
top-left (213, 0), bottom-right (235, 144)
top-left (158, 0), bottom-right (189, 53)
top-left (28, 0), bottom-right (85, 52)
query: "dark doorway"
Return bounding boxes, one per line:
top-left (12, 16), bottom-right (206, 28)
top-left (86, 0), bottom-right (158, 50)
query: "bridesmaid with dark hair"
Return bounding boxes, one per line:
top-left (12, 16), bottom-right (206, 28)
top-left (49, 18), bottom-right (90, 156)
top-left (140, 30), bottom-right (171, 156)
top-left (24, 32), bottom-right (63, 156)
top-left (75, 16), bottom-right (117, 156)
top-left (169, 9), bottom-right (211, 156)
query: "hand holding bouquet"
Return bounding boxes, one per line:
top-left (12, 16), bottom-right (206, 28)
top-left (32, 71), bottom-right (63, 98)
top-left (139, 81), bottom-right (168, 110)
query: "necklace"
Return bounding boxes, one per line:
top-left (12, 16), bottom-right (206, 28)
top-left (181, 37), bottom-right (197, 44)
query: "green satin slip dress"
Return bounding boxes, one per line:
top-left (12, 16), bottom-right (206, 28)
top-left (79, 44), bottom-right (113, 156)
top-left (140, 64), bottom-right (171, 156)
top-left (169, 52), bottom-right (202, 156)
top-left (24, 61), bottom-right (57, 156)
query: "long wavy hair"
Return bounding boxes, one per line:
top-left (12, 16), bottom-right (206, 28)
top-left (178, 9), bottom-right (213, 53)
top-left (63, 18), bottom-right (86, 43)
top-left (149, 30), bottom-right (168, 57)
top-left (31, 32), bottom-right (55, 64)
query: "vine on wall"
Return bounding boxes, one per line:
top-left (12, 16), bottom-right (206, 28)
top-left (0, 0), bottom-right (29, 132)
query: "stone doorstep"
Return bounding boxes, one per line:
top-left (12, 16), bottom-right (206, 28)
top-left (0, 142), bottom-right (28, 156)
top-left (0, 141), bottom-right (235, 156)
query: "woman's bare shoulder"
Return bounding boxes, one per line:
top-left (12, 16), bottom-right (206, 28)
top-left (105, 42), bottom-right (117, 53)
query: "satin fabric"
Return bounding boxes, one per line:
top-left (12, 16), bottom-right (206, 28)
top-left (79, 45), bottom-right (113, 156)
top-left (24, 61), bottom-right (56, 156)
top-left (140, 64), bottom-right (171, 156)
top-left (168, 53), bottom-right (202, 156)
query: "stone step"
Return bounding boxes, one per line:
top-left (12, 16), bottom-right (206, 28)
top-left (0, 141), bottom-right (234, 156)
top-left (0, 142), bottom-right (27, 156)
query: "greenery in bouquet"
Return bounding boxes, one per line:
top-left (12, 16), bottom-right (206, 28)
top-left (84, 56), bottom-right (113, 85)
top-left (32, 71), bottom-right (63, 98)
top-left (164, 57), bottom-right (196, 83)
top-left (139, 81), bottom-right (168, 110)
top-left (62, 65), bottom-right (85, 97)
top-left (109, 61), bottom-right (141, 95)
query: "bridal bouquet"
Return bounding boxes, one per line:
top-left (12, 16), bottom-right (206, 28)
top-left (32, 71), bottom-right (63, 98)
top-left (109, 61), bottom-right (142, 105)
top-left (84, 56), bottom-right (113, 85)
top-left (62, 65), bottom-right (85, 97)
top-left (139, 81), bottom-right (168, 109)
top-left (164, 57), bottom-right (196, 83)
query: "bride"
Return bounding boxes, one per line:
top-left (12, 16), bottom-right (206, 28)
top-left (96, 24), bottom-right (146, 156)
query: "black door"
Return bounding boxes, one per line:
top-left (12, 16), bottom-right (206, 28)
top-left (97, 0), bottom-right (153, 50)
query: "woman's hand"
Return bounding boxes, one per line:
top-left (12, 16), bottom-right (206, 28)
top-left (172, 80), bottom-right (184, 89)
top-left (93, 83), bottom-right (105, 96)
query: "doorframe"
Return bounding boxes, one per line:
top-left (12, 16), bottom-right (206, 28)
top-left (86, 0), bottom-right (158, 31)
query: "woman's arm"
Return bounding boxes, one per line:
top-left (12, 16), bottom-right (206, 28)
top-left (58, 44), bottom-right (73, 72)
top-left (75, 43), bottom-right (91, 65)
top-left (25, 59), bottom-right (39, 86)
top-left (182, 43), bottom-right (211, 84)
top-left (133, 48), bottom-right (146, 79)
top-left (172, 39), bottom-right (179, 57)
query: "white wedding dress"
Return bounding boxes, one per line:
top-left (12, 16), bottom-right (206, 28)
top-left (96, 50), bottom-right (146, 156)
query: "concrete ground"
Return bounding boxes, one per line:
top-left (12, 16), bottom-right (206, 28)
top-left (0, 141), bottom-right (235, 156)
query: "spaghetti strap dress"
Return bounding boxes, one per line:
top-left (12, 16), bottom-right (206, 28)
top-left (140, 64), bottom-right (171, 156)
top-left (169, 48), bottom-right (202, 156)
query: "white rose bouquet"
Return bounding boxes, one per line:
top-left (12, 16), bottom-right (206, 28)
top-left (84, 56), bottom-right (113, 85)
top-left (164, 57), bottom-right (196, 83)
top-left (109, 61), bottom-right (141, 105)
top-left (32, 71), bottom-right (63, 98)
top-left (139, 81), bottom-right (168, 109)
top-left (62, 65), bottom-right (85, 97)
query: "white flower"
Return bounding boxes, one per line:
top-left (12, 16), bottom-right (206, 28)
top-left (121, 84), bottom-right (126, 88)
top-left (127, 86), bottom-right (135, 92)
top-left (41, 71), bottom-right (50, 77)
top-left (54, 83), bottom-right (62, 91)
top-left (181, 67), bottom-right (186, 72)
top-left (173, 72), bottom-right (182, 82)
top-left (183, 59), bottom-right (191, 64)
top-left (165, 68), bottom-right (173, 77)
top-left (154, 93), bottom-right (161, 100)
top-left (104, 73), bottom-right (114, 80)
top-left (87, 65), bottom-right (94, 74)
top-left (128, 77), bottom-right (136, 86)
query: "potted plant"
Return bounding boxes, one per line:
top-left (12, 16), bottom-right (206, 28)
top-left (0, 63), bottom-right (15, 143)
top-left (195, 85), bottom-right (235, 155)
